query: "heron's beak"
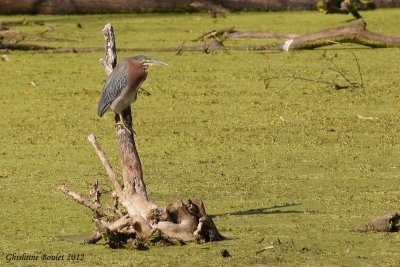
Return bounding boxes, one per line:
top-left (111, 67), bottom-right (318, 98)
top-left (144, 59), bottom-right (168, 66)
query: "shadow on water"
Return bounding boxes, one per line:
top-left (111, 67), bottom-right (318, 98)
top-left (210, 203), bottom-right (303, 218)
top-left (57, 234), bottom-right (90, 243)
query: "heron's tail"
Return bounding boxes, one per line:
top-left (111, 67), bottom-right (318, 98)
top-left (97, 102), bottom-right (110, 117)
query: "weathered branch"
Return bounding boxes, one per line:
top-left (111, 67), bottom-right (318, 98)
top-left (276, 20), bottom-right (400, 51)
top-left (89, 180), bottom-right (101, 204)
top-left (59, 184), bottom-right (121, 218)
top-left (87, 133), bottom-right (123, 194)
top-left (99, 23), bottom-right (117, 76)
top-left (108, 214), bottom-right (154, 239)
top-left (88, 133), bottom-right (156, 218)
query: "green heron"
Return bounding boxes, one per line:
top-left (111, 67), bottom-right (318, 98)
top-left (97, 55), bottom-right (167, 130)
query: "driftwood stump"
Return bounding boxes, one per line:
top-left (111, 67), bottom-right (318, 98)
top-left (60, 23), bottom-right (223, 248)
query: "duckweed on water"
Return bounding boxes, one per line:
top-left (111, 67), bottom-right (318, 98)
top-left (1, 9), bottom-right (400, 266)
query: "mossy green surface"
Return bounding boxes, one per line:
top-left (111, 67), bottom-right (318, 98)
top-left (1, 9), bottom-right (400, 266)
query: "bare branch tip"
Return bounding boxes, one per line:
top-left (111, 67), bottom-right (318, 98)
top-left (102, 23), bottom-right (112, 31)
top-left (59, 184), bottom-right (69, 193)
top-left (88, 133), bottom-right (96, 142)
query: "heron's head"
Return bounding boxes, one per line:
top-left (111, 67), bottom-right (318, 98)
top-left (133, 55), bottom-right (168, 67)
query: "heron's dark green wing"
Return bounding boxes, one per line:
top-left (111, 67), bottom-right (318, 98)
top-left (97, 63), bottom-right (129, 117)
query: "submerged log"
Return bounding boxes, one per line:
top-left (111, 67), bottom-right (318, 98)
top-left (357, 212), bottom-right (400, 232)
top-left (60, 23), bottom-right (223, 248)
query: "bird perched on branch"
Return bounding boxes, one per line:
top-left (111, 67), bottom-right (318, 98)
top-left (97, 55), bottom-right (167, 131)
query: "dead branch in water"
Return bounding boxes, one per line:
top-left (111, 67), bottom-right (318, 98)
top-left (280, 51), bottom-right (364, 90)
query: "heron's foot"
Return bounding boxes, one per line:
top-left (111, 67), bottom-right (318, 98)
top-left (116, 121), bottom-right (136, 135)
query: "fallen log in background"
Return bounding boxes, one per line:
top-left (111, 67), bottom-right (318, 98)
top-left (2, 20), bottom-right (400, 53)
top-left (274, 20), bottom-right (400, 51)
top-left (60, 23), bottom-right (223, 248)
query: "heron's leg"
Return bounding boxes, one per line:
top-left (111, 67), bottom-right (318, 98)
top-left (116, 113), bottom-right (136, 135)
top-left (118, 113), bottom-right (125, 126)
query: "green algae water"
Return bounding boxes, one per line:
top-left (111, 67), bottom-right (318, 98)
top-left (1, 9), bottom-right (400, 266)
